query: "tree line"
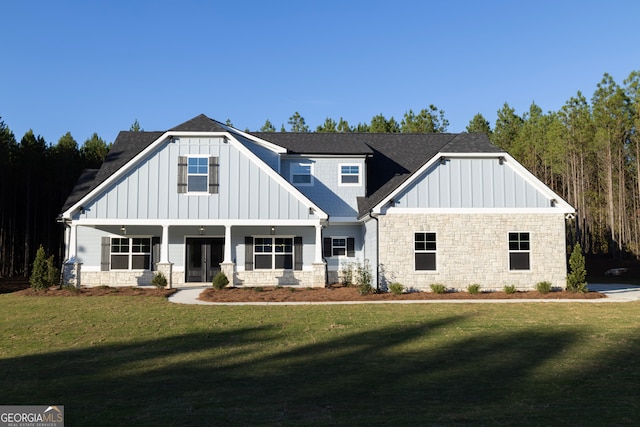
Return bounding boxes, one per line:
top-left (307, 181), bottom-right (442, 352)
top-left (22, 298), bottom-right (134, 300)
top-left (1, 70), bottom-right (638, 277)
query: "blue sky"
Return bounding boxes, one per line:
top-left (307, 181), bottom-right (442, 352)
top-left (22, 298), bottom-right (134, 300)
top-left (2, 0), bottom-right (639, 145)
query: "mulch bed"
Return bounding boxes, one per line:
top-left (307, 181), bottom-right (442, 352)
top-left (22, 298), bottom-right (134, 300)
top-left (198, 284), bottom-right (606, 303)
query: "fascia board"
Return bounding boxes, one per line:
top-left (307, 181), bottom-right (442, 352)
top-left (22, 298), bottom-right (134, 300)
top-left (218, 125), bottom-right (288, 154)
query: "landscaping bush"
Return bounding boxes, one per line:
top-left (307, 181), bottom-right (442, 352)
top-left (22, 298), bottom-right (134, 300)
top-left (30, 245), bottom-right (55, 290)
top-left (567, 243), bottom-right (587, 293)
top-left (430, 283), bottom-right (447, 294)
top-left (504, 284), bottom-right (517, 294)
top-left (388, 282), bottom-right (404, 296)
top-left (536, 281), bottom-right (552, 294)
top-left (357, 283), bottom-right (376, 295)
top-left (211, 271), bottom-right (229, 290)
top-left (467, 284), bottom-right (481, 294)
top-left (151, 272), bottom-right (168, 289)
top-left (340, 262), bottom-right (355, 287)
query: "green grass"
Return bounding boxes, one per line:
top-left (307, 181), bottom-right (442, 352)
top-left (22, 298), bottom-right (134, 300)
top-left (2, 294), bottom-right (640, 425)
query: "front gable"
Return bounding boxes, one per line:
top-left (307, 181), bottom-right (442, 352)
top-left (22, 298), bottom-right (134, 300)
top-left (375, 153), bottom-right (574, 213)
top-left (65, 128), bottom-right (327, 222)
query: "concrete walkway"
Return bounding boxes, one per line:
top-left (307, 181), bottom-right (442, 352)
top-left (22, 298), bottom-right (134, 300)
top-left (167, 283), bottom-right (640, 305)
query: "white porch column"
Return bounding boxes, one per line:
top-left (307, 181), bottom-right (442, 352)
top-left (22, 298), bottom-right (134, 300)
top-left (314, 223), bottom-right (323, 263)
top-left (161, 225), bottom-right (170, 263)
top-left (224, 225), bottom-right (232, 263)
top-left (68, 223), bottom-right (78, 260)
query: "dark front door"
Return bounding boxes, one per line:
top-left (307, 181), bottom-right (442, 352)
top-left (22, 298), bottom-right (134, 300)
top-left (186, 238), bottom-right (224, 282)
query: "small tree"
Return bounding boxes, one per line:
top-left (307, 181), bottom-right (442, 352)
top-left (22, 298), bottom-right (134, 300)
top-left (46, 255), bottom-right (60, 288)
top-left (30, 245), bottom-right (49, 290)
top-left (567, 243), bottom-right (587, 293)
top-left (212, 271), bottom-right (230, 290)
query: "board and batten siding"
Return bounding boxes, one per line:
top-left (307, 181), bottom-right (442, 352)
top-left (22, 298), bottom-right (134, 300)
top-left (78, 137), bottom-right (314, 221)
top-left (395, 158), bottom-right (550, 209)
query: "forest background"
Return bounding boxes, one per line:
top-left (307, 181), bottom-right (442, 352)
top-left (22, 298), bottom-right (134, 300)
top-left (1, 70), bottom-right (639, 277)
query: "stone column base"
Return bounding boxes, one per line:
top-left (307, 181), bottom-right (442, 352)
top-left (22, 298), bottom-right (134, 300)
top-left (63, 262), bottom-right (82, 288)
top-left (156, 263), bottom-right (173, 288)
top-left (312, 262), bottom-right (327, 288)
top-left (220, 262), bottom-right (235, 287)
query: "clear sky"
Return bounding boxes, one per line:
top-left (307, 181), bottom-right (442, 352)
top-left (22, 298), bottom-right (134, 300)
top-left (2, 0), bottom-right (639, 145)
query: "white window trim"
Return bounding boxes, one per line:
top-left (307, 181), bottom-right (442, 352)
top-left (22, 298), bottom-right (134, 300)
top-left (186, 154), bottom-right (210, 194)
top-left (111, 236), bottom-right (152, 271)
top-left (290, 162), bottom-right (314, 187)
top-left (414, 231), bottom-right (437, 272)
top-left (253, 235), bottom-right (295, 270)
top-left (338, 163), bottom-right (361, 187)
top-left (508, 231), bottom-right (531, 272)
top-left (330, 237), bottom-right (348, 257)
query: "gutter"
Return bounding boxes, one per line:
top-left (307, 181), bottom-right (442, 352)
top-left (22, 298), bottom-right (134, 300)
top-left (367, 210), bottom-right (380, 291)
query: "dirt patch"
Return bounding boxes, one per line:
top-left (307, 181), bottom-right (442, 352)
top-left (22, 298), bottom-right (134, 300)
top-left (198, 284), bottom-right (605, 303)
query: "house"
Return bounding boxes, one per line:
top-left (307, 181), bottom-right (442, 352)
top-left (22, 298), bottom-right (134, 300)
top-left (59, 114), bottom-right (575, 291)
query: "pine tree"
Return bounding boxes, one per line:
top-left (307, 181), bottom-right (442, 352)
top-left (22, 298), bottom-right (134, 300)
top-left (567, 243), bottom-right (587, 293)
top-left (30, 245), bottom-right (48, 290)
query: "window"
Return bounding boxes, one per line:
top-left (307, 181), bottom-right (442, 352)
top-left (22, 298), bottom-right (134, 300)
top-left (509, 232), bottom-right (530, 270)
top-left (111, 237), bottom-right (151, 270)
top-left (254, 237), bottom-right (293, 269)
top-left (291, 163), bottom-right (313, 186)
top-left (178, 156), bottom-right (219, 194)
top-left (323, 237), bottom-right (355, 257)
top-left (332, 238), bottom-right (347, 256)
top-left (339, 164), bottom-right (360, 186)
top-left (415, 232), bottom-right (436, 270)
top-left (187, 157), bottom-right (208, 192)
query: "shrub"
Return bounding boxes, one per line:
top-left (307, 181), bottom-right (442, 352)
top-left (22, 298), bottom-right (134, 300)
top-left (467, 284), bottom-right (481, 294)
top-left (340, 262), bottom-right (355, 287)
top-left (430, 283), bottom-right (447, 294)
top-left (254, 287), bottom-right (264, 292)
top-left (30, 246), bottom-right (50, 290)
top-left (567, 243), bottom-right (587, 293)
top-left (355, 260), bottom-right (373, 288)
top-left (536, 281), bottom-right (552, 294)
top-left (504, 284), bottom-right (517, 294)
top-left (46, 255), bottom-right (60, 287)
top-left (151, 272), bottom-right (168, 289)
top-left (388, 282), bottom-right (404, 296)
top-left (212, 271), bottom-right (229, 290)
top-left (357, 283), bottom-right (375, 295)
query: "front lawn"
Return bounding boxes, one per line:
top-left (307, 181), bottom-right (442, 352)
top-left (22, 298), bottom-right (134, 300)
top-left (1, 293), bottom-right (639, 425)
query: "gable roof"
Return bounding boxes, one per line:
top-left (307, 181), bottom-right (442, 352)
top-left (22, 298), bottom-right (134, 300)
top-left (61, 114), bottom-right (507, 219)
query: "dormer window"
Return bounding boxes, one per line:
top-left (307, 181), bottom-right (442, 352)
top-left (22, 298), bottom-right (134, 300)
top-left (291, 163), bottom-right (313, 186)
top-left (339, 164), bottom-right (361, 186)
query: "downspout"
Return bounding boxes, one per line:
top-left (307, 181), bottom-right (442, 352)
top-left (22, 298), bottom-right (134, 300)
top-left (367, 210), bottom-right (380, 291)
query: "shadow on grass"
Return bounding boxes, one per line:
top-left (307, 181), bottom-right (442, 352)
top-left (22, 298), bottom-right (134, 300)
top-left (1, 316), bottom-right (639, 425)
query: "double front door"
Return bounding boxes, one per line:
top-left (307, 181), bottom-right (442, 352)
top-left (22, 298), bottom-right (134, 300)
top-left (186, 238), bottom-right (224, 282)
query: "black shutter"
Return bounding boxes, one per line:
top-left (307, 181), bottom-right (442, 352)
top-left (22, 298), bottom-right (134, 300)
top-left (245, 237), bottom-right (254, 271)
top-left (294, 237), bottom-right (303, 271)
top-left (347, 238), bottom-right (355, 257)
top-left (151, 236), bottom-right (161, 271)
top-left (209, 156), bottom-right (219, 194)
top-left (177, 156), bottom-right (188, 193)
top-left (323, 238), bottom-right (332, 258)
top-left (101, 237), bottom-right (110, 271)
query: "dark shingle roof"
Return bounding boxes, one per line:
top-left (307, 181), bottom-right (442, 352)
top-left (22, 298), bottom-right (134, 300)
top-left (170, 114), bottom-right (228, 132)
top-left (250, 132), bottom-right (373, 155)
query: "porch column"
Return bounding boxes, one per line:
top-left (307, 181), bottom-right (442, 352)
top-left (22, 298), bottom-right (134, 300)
top-left (161, 225), bottom-right (169, 263)
top-left (68, 223), bottom-right (78, 260)
top-left (314, 223), bottom-right (323, 263)
top-left (224, 225), bottom-right (232, 263)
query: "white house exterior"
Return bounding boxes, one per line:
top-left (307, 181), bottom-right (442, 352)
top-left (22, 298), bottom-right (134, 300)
top-left (59, 114), bottom-right (575, 291)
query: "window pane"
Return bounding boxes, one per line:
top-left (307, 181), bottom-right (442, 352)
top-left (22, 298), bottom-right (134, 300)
top-left (275, 254), bottom-right (293, 269)
top-left (415, 253), bottom-right (436, 270)
top-left (132, 254), bottom-right (150, 269)
top-left (111, 255), bottom-right (129, 270)
top-left (188, 176), bottom-right (208, 192)
top-left (132, 238), bottom-right (151, 253)
top-left (333, 247), bottom-right (346, 256)
top-left (255, 255), bottom-right (272, 269)
top-left (111, 238), bottom-right (129, 253)
top-left (341, 175), bottom-right (359, 184)
top-left (510, 253), bottom-right (530, 270)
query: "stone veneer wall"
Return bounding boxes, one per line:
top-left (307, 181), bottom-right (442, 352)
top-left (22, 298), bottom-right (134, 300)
top-left (77, 270), bottom-right (156, 287)
top-left (378, 213), bottom-right (568, 291)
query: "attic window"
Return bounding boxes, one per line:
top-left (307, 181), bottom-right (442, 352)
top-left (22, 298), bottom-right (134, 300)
top-left (291, 163), bottom-right (313, 186)
top-left (178, 156), bottom-right (219, 194)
